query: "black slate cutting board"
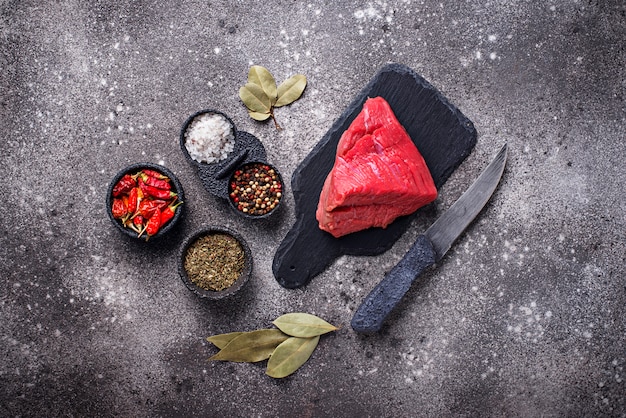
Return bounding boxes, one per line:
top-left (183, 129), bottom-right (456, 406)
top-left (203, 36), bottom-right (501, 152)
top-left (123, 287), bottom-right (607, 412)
top-left (273, 63), bottom-right (477, 289)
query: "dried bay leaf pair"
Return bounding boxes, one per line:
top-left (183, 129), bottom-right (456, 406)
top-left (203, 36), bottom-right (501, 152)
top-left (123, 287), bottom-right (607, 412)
top-left (239, 65), bottom-right (307, 130)
top-left (207, 313), bottom-right (337, 378)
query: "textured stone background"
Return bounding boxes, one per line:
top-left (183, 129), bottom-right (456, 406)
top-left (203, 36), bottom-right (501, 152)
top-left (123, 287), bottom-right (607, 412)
top-left (1, 1), bottom-right (624, 416)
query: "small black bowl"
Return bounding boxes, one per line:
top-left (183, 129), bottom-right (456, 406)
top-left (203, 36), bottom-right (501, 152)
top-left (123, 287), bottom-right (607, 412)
top-left (178, 226), bottom-right (253, 300)
top-left (179, 109), bottom-right (237, 166)
top-left (227, 161), bottom-right (284, 219)
top-left (106, 163), bottom-right (185, 241)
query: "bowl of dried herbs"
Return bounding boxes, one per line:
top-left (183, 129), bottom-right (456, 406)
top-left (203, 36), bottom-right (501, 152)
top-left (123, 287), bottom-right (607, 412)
top-left (178, 226), bottom-right (253, 299)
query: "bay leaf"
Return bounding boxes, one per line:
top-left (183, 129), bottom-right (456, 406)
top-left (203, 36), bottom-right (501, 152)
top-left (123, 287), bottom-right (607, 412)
top-left (266, 335), bottom-right (320, 378)
top-left (273, 313), bottom-right (338, 338)
top-left (206, 332), bottom-right (243, 349)
top-left (208, 329), bottom-right (289, 363)
top-left (248, 65), bottom-right (277, 105)
top-left (248, 110), bottom-right (272, 121)
top-left (239, 83), bottom-right (272, 114)
top-left (274, 74), bottom-right (307, 108)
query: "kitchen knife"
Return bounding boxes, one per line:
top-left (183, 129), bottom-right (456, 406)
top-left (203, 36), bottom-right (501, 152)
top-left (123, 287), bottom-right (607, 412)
top-left (351, 144), bottom-right (508, 333)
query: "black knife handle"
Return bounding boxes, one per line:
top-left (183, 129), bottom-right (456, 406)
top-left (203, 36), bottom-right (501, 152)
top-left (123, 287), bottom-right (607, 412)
top-left (351, 234), bottom-right (436, 333)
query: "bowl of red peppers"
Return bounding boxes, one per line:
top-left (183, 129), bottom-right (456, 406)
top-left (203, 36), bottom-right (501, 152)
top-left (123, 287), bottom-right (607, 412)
top-left (107, 163), bottom-right (185, 241)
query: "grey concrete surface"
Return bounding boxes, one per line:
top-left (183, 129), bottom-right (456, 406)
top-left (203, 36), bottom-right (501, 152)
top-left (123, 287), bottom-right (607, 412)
top-left (1, 1), bottom-right (625, 416)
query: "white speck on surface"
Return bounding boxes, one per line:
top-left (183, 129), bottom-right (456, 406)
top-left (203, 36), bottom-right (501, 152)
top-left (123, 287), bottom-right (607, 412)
top-left (354, 5), bottom-right (382, 20)
top-left (507, 301), bottom-right (551, 341)
top-left (519, 306), bottom-right (532, 315)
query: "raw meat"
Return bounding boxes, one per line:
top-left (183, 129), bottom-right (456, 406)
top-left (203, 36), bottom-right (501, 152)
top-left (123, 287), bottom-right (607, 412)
top-left (316, 96), bottom-right (437, 238)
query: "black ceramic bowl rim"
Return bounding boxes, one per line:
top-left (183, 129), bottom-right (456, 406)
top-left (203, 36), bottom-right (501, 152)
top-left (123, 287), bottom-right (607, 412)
top-left (178, 226), bottom-right (253, 300)
top-left (106, 163), bottom-right (185, 241)
top-left (179, 109), bottom-right (237, 166)
top-left (227, 161), bottom-right (284, 220)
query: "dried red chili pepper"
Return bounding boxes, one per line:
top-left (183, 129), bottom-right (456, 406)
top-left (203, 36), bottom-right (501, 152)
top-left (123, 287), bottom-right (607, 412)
top-left (111, 197), bottom-right (127, 219)
top-left (122, 195), bottom-right (133, 226)
top-left (139, 173), bottom-right (171, 191)
top-left (160, 201), bottom-right (183, 226)
top-left (127, 187), bottom-right (144, 217)
top-left (112, 174), bottom-right (136, 197)
top-left (141, 169), bottom-right (169, 180)
top-left (138, 199), bottom-right (168, 219)
top-left (145, 208), bottom-right (162, 236)
top-left (139, 177), bottom-right (177, 200)
top-left (128, 214), bottom-right (144, 234)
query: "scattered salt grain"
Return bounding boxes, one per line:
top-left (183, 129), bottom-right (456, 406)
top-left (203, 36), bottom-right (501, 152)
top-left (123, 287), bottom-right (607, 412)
top-left (184, 113), bottom-right (235, 164)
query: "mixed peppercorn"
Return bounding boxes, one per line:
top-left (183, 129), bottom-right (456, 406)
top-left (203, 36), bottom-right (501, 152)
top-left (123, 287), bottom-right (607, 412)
top-left (110, 168), bottom-right (182, 239)
top-left (229, 163), bottom-right (282, 216)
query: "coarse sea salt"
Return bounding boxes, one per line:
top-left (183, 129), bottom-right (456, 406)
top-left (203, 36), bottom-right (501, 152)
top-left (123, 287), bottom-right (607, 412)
top-left (184, 113), bottom-right (235, 164)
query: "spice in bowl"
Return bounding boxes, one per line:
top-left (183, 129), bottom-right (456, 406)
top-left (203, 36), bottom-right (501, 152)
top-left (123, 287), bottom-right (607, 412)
top-left (108, 165), bottom-right (184, 240)
top-left (229, 162), bottom-right (283, 217)
top-left (179, 227), bottom-right (253, 299)
top-left (183, 232), bottom-right (245, 291)
top-left (183, 112), bottom-right (235, 164)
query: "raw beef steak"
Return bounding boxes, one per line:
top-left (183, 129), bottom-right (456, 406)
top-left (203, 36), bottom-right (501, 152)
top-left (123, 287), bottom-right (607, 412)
top-left (316, 96), bottom-right (437, 238)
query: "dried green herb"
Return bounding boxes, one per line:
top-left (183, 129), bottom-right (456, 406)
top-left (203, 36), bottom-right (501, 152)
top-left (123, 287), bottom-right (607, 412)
top-left (208, 329), bottom-right (289, 362)
top-left (205, 313), bottom-right (337, 378)
top-left (239, 83), bottom-right (272, 115)
top-left (275, 74), bottom-right (307, 107)
top-left (206, 332), bottom-right (243, 349)
top-left (266, 336), bottom-right (320, 378)
top-left (239, 65), bottom-right (307, 130)
top-left (273, 313), bottom-right (338, 338)
top-left (247, 65), bottom-right (277, 104)
top-left (183, 233), bottom-right (245, 292)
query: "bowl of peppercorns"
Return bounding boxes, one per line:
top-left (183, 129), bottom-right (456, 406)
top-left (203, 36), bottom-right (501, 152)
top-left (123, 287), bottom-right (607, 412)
top-left (178, 226), bottom-right (253, 299)
top-left (228, 162), bottom-right (283, 219)
top-left (106, 163), bottom-right (185, 241)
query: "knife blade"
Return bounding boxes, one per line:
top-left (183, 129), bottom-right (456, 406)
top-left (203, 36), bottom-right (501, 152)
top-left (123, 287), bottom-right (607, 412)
top-left (351, 143), bottom-right (508, 333)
